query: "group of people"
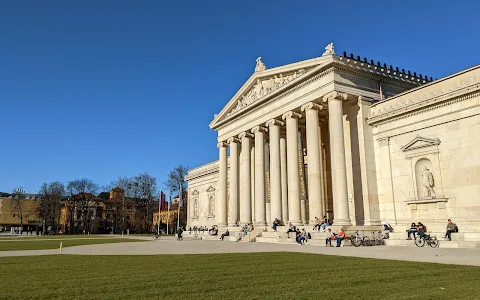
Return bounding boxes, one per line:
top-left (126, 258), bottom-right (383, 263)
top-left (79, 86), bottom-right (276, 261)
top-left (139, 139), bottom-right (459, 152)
top-left (325, 228), bottom-right (346, 247)
top-left (241, 223), bottom-right (254, 236)
top-left (406, 219), bottom-right (458, 241)
top-left (313, 216), bottom-right (331, 232)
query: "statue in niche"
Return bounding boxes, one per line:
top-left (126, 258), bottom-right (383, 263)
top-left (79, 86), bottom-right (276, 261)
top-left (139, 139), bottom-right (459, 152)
top-left (422, 167), bottom-right (436, 198)
top-left (255, 57), bottom-right (267, 72)
top-left (208, 195), bottom-right (214, 216)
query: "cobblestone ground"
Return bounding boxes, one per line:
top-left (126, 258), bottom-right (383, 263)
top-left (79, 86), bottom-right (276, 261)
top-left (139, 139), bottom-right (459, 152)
top-left (1, 238), bottom-right (479, 266)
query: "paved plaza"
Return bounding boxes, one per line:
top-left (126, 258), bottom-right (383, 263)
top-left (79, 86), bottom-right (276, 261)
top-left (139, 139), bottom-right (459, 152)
top-left (0, 238), bottom-right (479, 267)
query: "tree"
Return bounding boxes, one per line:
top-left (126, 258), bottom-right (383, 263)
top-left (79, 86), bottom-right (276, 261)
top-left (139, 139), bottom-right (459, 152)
top-left (129, 173), bottom-right (157, 233)
top-left (105, 176), bottom-right (133, 233)
top-left (38, 181), bottom-right (65, 234)
top-left (66, 178), bottom-right (99, 234)
top-left (164, 165), bottom-right (189, 230)
top-left (165, 165), bottom-right (188, 195)
top-left (11, 187), bottom-right (26, 229)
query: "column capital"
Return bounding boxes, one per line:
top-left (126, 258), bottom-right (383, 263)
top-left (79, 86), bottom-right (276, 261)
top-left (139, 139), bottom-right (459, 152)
top-left (265, 119), bottom-right (284, 127)
top-left (251, 126), bottom-right (268, 134)
top-left (301, 102), bottom-right (323, 112)
top-left (322, 91), bottom-right (348, 103)
top-left (238, 132), bottom-right (254, 139)
top-left (217, 141), bottom-right (228, 148)
top-left (282, 111), bottom-right (302, 120)
top-left (227, 137), bottom-right (240, 144)
top-left (377, 137), bottom-right (390, 146)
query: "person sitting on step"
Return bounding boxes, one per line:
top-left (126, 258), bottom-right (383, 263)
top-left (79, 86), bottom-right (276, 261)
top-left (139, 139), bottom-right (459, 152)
top-left (325, 228), bottom-right (333, 247)
top-left (406, 223), bottom-right (417, 240)
top-left (272, 218), bottom-right (280, 232)
top-left (313, 217), bottom-right (322, 231)
top-left (296, 229), bottom-right (305, 245)
top-left (444, 219), bottom-right (457, 241)
top-left (286, 222), bottom-right (296, 237)
top-left (335, 229), bottom-right (346, 247)
top-left (220, 229), bottom-right (229, 240)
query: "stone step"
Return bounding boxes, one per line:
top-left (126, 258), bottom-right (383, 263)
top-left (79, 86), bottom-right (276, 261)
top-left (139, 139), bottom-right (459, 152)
top-left (388, 231), bottom-right (480, 242)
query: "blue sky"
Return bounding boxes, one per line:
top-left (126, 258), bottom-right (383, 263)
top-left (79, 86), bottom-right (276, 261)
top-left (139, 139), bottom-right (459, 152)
top-left (1, 0), bottom-right (478, 193)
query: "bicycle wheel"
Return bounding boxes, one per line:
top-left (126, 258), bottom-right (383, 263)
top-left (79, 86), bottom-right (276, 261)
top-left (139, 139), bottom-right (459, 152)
top-left (429, 237), bottom-right (439, 248)
top-left (362, 236), bottom-right (371, 246)
top-left (351, 236), bottom-right (361, 247)
top-left (415, 236), bottom-right (425, 247)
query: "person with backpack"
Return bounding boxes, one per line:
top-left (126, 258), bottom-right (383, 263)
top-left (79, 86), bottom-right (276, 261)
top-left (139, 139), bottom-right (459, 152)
top-left (444, 219), bottom-right (457, 241)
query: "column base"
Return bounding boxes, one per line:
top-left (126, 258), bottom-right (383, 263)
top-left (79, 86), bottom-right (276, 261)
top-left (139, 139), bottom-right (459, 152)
top-left (332, 219), bottom-right (352, 226)
top-left (289, 220), bottom-right (303, 226)
top-left (255, 221), bottom-right (267, 227)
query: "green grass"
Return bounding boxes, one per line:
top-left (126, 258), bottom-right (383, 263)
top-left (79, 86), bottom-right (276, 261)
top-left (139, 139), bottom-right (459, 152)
top-left (0, 253), bottom-right (479, 300)
top-left (0, 234), bottom-right (114, 241)
top-left (0, 238), bottom-right (145, 251)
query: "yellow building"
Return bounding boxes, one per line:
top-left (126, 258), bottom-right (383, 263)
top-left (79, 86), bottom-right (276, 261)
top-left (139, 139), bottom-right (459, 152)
top-left (0, 193), bottom-right (42, 232)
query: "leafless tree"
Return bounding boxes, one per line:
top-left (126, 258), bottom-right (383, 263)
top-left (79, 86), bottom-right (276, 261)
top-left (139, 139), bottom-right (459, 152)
top-left (66, 178), bottom-right (99, 233)
top-left (11, 187), bottom-right (26, 228)
top-left (129, 173), bottom-right (157, 233)
top-left (38, 181), bottom-right (65, 233)
top-left (164, 165), bottom-right (189, 230)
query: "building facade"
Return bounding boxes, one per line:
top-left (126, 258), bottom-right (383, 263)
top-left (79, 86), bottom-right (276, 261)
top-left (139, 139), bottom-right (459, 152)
top-left (186, 43), bottom-right (480, 234)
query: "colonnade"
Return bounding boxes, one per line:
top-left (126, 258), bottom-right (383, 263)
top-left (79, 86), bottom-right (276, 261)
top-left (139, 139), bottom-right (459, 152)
top-left (216, 92), bottom-right (352, 227)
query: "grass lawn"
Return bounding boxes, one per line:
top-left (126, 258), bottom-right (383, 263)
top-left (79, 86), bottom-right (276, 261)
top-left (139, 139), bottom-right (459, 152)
top-left (0, 252), bottom-right (479, 300)
top-left (0, 235), bottom-right (115, 241)
top-left (0, 238), bottom-right (145, 251)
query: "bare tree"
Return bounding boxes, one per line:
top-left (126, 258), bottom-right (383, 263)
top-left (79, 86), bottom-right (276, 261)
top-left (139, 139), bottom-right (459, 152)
top-left (38, 181), bottom-right (65, 233)
top-left (165, 165), bottom-right (188, 195)
top-left (11, 187), bottom-right (26, 229)
top-left (164, 165), bottom-right (189, 230)
top-left (105, 176), bottom-right (133, 233)
top-left (66, 178), bottom-right (99, 233)
top-left (129, 173), bottom-right (157, 233)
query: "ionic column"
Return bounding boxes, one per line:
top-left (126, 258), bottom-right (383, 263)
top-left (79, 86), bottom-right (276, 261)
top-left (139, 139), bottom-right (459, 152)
top-left (282, 111), bottom-right (302, 225)
top-left (301, 102), bottom-right (323, 225)
top-left (323, 91), bottom-right (351, 226)
top-left (252, 126), bottom-right (267, 227)
top-left (280, 136), bottom-right (288, 222)
top-left (217, 141), bottom-right (228, 227)
top-left (266, 119), bottom-right (284, 222)
top-left (238, 132), bottom-right (253, 224)
top-left (227, 137), bottom-right (240, 227)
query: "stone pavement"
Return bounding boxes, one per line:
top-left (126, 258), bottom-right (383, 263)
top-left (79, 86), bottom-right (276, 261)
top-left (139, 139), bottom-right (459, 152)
top-left (1, 239), bottom-right (480, 266)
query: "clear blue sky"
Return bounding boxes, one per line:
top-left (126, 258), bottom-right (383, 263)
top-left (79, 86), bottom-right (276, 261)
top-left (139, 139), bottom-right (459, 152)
top-left (1, 1), bottom-right (478, 193)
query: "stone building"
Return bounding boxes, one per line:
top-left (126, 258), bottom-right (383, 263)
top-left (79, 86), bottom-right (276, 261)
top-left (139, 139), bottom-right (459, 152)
top-left (185, 43), bottom-right (480, 235)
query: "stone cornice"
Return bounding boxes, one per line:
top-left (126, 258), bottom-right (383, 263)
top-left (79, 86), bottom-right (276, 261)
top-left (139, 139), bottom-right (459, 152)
top-left (185, 161), bottom-right (219, 181)
top-left (368, 80), bottom-right (480, 126)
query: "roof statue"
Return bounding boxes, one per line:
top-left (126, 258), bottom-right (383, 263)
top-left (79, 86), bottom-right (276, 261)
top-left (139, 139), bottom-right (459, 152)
top-left (254, 56), bottom-right (267, 72)
top-left (322, 42), bottom-right (335, 56)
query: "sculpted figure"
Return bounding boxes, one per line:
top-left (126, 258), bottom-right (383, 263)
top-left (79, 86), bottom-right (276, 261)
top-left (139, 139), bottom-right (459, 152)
top-left (254, 79), bottom-right (263, 98)
top-left (422, 166), bottom-right (436, 198)
top-left (255, 57), bottom-right (267, 72)
top-left (322, 42), bottom-right (335, 56)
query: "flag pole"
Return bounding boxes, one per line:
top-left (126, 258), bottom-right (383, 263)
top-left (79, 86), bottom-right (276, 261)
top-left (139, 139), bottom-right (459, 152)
top-left (157, 192), bottom-right (161, 235)
top-left (177, 183), bottom-right (182, 231)
top-left (167, 190), bottom-right (171, 235)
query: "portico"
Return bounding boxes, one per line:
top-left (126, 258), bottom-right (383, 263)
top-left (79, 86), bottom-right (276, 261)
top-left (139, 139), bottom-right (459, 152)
top-left (185, 42), bottom-right (454, 232)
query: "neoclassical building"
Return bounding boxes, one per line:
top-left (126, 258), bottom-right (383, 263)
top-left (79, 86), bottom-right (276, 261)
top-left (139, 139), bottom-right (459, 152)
top-left (186, 43), bottom-right (480, 233)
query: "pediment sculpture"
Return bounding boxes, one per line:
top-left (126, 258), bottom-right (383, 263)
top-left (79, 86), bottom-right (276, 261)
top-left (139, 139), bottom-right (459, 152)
top-left (227, 69), bottom-right (306, 117)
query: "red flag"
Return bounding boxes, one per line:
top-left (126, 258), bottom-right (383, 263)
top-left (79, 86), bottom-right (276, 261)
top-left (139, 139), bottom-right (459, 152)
top-left (160, 191), bottom-right (167, 211)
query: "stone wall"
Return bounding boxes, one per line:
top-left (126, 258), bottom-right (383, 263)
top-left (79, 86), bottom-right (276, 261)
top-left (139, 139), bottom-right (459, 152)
top-left (369, 65), bottom-right (480, 232)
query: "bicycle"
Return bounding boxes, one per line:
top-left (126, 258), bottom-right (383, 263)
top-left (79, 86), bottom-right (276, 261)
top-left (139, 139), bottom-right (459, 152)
top-left (415, 233), bottom-right (439, 248)
top-left (371, 231), bottom-right (386, 246)
top-left (351, 230), bottom-right (371, 247)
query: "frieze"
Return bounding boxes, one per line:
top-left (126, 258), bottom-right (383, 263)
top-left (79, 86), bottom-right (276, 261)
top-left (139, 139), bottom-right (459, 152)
top-left (227, 69), bottom-right (307, 117)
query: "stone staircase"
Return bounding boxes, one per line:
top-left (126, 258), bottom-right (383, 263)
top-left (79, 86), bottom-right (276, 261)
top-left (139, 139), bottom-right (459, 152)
top-left (255, 226), bottom-right (350, 246)
top-left (385, 231), bottom-right (480, 248)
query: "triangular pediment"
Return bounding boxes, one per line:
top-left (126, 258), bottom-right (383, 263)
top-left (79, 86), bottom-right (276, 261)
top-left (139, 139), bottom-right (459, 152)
top-left (191, 190), bottom-right (199, 196)
top-left (206, 186), bottom-right (215, 193)
top-left (209, 55), bottom-right (334, 129)
top-left (401, 135), bottom-right (441, 152)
